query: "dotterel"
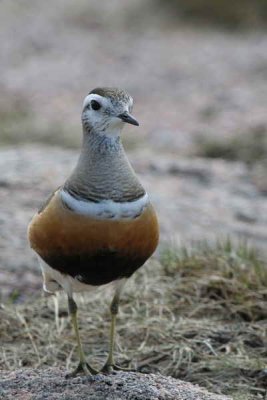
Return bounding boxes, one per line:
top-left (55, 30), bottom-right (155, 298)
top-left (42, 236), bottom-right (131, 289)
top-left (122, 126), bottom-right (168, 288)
top-left (28, 87), bottom-right (159, 376)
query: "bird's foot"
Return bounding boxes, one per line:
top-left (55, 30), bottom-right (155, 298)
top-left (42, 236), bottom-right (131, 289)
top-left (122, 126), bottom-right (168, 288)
top-left (66, 361), bottom-right (99, 378)
top-left (100, 362), bottom-right (135, 374)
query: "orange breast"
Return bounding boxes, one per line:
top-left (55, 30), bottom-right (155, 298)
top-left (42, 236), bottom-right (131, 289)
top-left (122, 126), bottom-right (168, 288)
top-left (28, 192), bottom-right (159, 285)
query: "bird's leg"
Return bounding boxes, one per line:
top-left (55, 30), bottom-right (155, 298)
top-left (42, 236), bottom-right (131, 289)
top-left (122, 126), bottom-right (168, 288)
top-left (102, 291), bottom-right (119, 372)
top-left (101, 280), bottom-right (134, 373)
top-left (66, 296), bottom-right (98, 377)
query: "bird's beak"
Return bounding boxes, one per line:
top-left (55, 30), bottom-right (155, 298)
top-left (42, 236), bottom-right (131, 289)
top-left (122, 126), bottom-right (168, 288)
top-left (117, 112), bottom-right (139, 126)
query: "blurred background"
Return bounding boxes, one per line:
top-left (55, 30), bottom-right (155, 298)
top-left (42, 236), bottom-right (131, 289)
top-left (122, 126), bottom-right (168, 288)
top-left (1, 0), bottom-right (267, 151)
top-left (0, 1), bottom-right (267, 397)
top-left (1, 0), bottom-right (267, 288)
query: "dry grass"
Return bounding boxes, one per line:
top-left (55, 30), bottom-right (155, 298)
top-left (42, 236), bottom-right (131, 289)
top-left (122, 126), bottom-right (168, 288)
top-left (1, 240), bottom-right (267, 399)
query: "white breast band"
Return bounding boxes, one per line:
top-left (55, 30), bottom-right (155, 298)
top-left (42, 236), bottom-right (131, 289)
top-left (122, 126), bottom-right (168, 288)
top-left (60, 189), bottom-right (149, 220)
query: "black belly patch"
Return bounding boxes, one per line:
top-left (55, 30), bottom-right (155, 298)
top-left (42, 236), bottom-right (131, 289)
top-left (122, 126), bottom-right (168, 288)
top-left (41, 250), bottom-right (147, 286)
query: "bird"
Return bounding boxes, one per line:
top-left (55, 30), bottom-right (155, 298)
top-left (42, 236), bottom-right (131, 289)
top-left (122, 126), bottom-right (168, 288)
top-left (28, 87), bottom-right (159, 377)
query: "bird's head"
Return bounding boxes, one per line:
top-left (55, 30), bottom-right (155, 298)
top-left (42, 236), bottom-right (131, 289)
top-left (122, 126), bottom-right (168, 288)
top-left (81, 87), bottom-right (139, 136)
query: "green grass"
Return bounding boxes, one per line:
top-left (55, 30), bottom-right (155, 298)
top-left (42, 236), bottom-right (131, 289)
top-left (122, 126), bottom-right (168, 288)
top-left (1, 239), bottom-right (266, 398)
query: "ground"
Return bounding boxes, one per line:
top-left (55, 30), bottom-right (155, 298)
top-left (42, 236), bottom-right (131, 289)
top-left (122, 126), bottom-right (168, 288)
top-left (0, 369), bottom-right (231, 400)
top-left (0, 1), bottom-right (267, 399)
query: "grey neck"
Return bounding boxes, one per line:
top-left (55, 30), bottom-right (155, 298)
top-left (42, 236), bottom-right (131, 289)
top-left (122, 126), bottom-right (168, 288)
top-left (63, 130), bottom-right (145, 202)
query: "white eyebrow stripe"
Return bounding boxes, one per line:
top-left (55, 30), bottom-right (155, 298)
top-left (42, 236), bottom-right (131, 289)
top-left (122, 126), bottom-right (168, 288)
top-left (60, 189), bottom-right (149, 220)
top-left (82, 94), bottom-right (109, 110)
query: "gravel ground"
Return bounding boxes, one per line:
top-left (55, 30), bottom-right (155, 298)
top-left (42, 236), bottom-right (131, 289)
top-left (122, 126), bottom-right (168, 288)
top-left (0, 368), bottom-right (231, 400)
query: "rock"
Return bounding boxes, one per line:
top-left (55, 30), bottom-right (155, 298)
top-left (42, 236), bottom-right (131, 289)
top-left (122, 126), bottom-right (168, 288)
top-left (0, 368), bottom-right (231, 400)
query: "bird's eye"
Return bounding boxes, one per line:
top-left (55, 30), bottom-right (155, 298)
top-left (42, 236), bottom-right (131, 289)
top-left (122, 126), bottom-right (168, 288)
top-left (91, 100), bottom-right (101, 111)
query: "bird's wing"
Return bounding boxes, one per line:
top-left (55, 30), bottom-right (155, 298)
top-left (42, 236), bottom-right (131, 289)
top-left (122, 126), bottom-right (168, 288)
top-left (38, 186), bottom-right (61, 214)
